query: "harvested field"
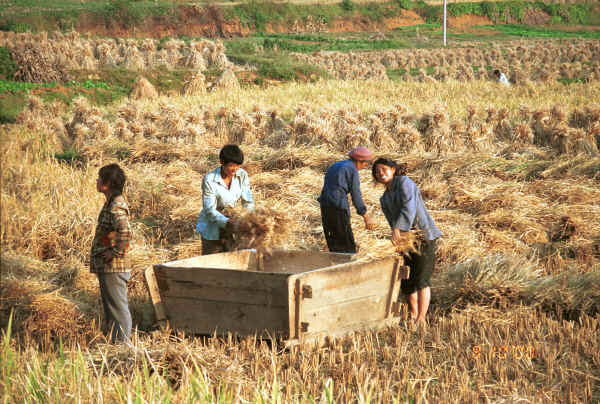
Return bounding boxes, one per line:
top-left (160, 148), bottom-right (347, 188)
top-left (1, 65), bottom-right (599, 401)
top-left (291, 38), bottom-right (600, 82)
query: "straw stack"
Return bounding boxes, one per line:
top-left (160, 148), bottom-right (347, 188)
top-left (181, 72), bottom-right (207, 96)
top-left (130, 76), bottom-right (159, 100)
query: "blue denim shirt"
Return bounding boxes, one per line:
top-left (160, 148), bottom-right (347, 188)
top-left (380, 176), bottom-right (442, 241)
top-left (318, 160), bottom-right (367, 215)
top-left (195, 167), bottom-right (254, 240)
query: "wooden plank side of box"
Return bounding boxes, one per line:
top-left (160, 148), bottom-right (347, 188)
top-left (159, 250), bottom-right (255, 270)
top-left (154, 266), bottom-right (289, 305)
top-left (295, 258), bottom-right (399, 335)
top-left (261, 250), bottom-right (354, 274)
top-left (165, 297), bottom-right (289, 336)
top-left (154, 266), bottom-right (290, 336)
top-left (286, 316), bottom-right (402, 347)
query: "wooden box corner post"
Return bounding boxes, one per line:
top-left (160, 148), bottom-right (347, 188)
top-left (144, 266), bottom-right (168, 327)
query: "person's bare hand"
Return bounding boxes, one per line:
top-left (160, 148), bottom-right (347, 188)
top-left (363, 214), bottom-right (375, 230)
top-left (392, 228), bottom-right (403, 246)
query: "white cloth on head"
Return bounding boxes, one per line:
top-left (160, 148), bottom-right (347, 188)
top-left (498, 72), bottom-right (510, 87)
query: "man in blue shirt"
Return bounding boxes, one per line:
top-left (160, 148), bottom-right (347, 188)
top-left (318, 146), bottom-right (374, 253)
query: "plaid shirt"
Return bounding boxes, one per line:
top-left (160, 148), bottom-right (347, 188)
top-left (90, 195), bottom-right (132, 273)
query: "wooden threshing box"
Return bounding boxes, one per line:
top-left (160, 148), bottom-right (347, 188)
top-left (145, 250), bottom-right (404, 345)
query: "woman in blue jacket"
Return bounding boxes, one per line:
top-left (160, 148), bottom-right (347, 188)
top-left (372, 157), bottom-right (442, 326)
top-left (196, 145), bottom-right (254, 255)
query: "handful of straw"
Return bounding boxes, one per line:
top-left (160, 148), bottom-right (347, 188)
top-left (356, 230), bottom-right (422, 261)
top-left (393, 230), bottom-right (422, 256)
top-left (222, 206), bottom-right (291, 254)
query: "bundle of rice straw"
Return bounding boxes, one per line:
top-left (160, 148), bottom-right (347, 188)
top-left (12, 44), bottom-right (70, 83)
top-left (181, 72), bottom-right (206, 96)
top-left (393, 230), bottom-right (422, 256)
top-left (211, 68), bottom-right (239, 90)
top-left (21, 291), bottom-right (92, 347)
top-left (356, 230), bottom-right (422, 261)
top-left (130, 76), bottom-right (158, 100)
top-left (222, 206), bottom-right (291, 254)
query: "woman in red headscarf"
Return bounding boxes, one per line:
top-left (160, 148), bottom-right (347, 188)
top-left (318, 146), bottom-right (375, 253)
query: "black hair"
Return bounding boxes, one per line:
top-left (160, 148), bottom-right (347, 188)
top-left (493, 69), bottom-right (501, 76)
top-left (371, 157), bottom-right (407, 183)
top-left (219, 144), bottom-right (244, 165)
top-left (99, 163), bottom-right (126, 196)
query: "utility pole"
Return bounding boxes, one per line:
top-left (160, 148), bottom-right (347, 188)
top-left (443, 0), bottom-right (447, 46)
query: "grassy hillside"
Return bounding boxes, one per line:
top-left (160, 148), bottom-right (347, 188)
top-left (1, 0), bottom-right (599, 34)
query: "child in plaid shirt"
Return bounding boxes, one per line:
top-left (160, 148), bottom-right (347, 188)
top-left (90, 164), bottom-right (132, 343)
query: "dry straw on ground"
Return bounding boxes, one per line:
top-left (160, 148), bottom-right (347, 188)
top-left (0, 253), bottom-right (99, 348)
top-left (1, 77), bottom-right (599, 402)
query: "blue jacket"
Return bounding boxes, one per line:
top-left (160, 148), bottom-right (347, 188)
top-left (380, 176), bottom-right (442, 241)
top-left (318, 160), bottom-right (367, 215)
top-left (195, 167), bottom-right (254, 240)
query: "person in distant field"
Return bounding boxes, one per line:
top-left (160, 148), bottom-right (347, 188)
top-left (494, 69), bottom-right (510, 87)
top-left (318, 146), bottom-right (375, 254)
top-left (196, 144), bottom-right (254, 255)
top-left (90, 163), bottom-right (132, 344)
top-left (372, 157), bottom-right (442, 327)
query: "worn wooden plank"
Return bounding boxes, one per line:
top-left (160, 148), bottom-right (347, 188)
top-left (154, 266), bottom-right (289, 307)
top-left (285, 316), bottom-right (403, 348)
top-left (300, 276), bottom-right (393, 311)
top-left (299, 257), bottom-right (396, 290)
top-left (298, 258), bottom-right (396, 312)
top-left (261, 250), bottom-right (354, 274)
top-left (294, 278), bottom-right (303, 339)
top-left (144, 266), bottom-right (167, 322)
top-left (161, 249), bottom-right (255, 270)
top-left (164, 297), bottom-right (289, 337)
top-left (292, 258), bottom-right (397, 334)
top-left (287, 275), bottom-right (299, 340)
top-left (300, 294), bottom-right (390, 334)
top-left (385, 259), bottom-right (402, 318)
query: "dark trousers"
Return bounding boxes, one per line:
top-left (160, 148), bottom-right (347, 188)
top-left (97, 272), bottom-right (132, 343)
top-left (200, 228), bottom-right (233, 255)
top-left (401, 239), bottom-right (437, 295)
top-left (201, 237), bottom-right (229, 255)
top-left (321, 206), bottom-right (356, 253)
